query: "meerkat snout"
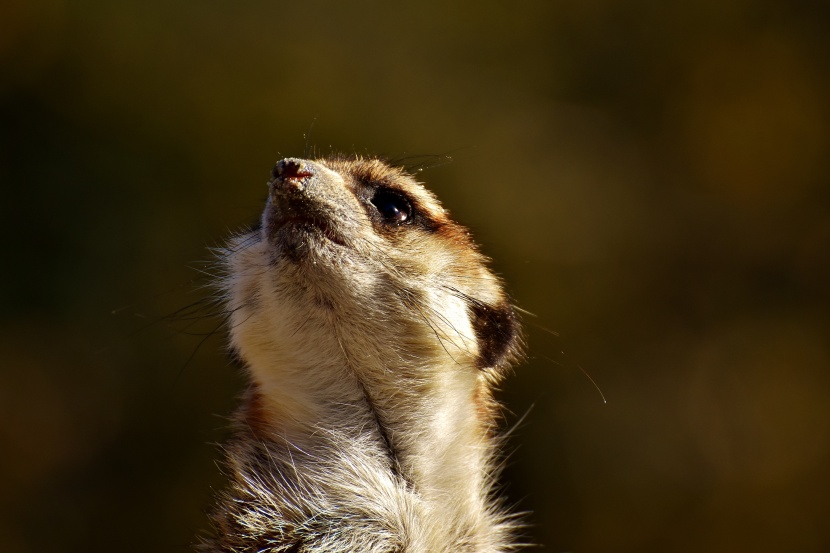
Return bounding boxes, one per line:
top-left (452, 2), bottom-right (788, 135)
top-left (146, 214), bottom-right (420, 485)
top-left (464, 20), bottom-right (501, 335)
top-left (271, 157), bottom-right (314, 181)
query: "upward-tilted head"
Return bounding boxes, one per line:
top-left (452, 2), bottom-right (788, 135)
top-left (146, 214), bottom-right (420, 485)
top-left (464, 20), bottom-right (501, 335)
top-left (202, 156), bottom-right (523, 553)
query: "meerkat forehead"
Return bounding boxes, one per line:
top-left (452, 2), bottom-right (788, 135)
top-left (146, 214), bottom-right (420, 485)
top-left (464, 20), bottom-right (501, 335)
top-left (224, 155), bottom-right (521, 376)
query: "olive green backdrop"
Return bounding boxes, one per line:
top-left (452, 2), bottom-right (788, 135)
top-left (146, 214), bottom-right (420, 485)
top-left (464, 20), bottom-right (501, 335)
top-left (2, 1), bottom-right (829, 551)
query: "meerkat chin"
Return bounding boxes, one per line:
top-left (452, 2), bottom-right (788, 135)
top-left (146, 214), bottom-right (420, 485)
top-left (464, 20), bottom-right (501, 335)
top-left (199, 156), bottom-right (523, 553)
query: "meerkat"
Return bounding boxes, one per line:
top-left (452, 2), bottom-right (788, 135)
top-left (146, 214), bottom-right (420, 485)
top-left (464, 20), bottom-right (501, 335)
top-left (199, 156), bottom-right (523, 553)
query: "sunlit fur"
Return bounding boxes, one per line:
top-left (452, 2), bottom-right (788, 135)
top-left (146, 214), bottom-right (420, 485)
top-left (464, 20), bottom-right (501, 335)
top-left (199, 156), bottom-right (523, 553)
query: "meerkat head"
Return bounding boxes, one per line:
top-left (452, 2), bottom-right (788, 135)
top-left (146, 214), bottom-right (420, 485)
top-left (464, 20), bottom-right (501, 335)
top-left (221, 156), bottom-right (521, 440)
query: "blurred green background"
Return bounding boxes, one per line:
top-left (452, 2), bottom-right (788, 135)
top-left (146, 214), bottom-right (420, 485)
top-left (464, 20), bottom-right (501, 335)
top-left (2, 0), bottom-right (829, 551)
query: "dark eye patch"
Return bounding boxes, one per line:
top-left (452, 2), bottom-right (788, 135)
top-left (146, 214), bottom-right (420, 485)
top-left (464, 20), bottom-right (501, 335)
top-left (354, 176), bottom-right (442, 235)
top-left (370, 188), bottom-right (413, 224)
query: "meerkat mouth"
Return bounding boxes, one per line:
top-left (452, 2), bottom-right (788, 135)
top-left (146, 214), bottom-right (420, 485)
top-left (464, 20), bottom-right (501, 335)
top-left (282, 214), bottom-right (347, 246)
top-left (275, 214), bottom-right (349, 247)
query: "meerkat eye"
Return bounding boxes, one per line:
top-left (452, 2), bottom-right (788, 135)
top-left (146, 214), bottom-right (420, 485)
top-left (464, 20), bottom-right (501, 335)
top-left (371, 188), bottom-right (412, 224)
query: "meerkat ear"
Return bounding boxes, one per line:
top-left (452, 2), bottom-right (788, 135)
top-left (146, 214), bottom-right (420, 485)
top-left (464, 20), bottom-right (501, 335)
top-left (469, 300), bottom-right (520, 370)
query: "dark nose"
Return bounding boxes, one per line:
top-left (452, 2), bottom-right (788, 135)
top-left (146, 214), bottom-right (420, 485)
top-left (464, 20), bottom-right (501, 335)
top-left (271, 158), bottom-right (314, 181)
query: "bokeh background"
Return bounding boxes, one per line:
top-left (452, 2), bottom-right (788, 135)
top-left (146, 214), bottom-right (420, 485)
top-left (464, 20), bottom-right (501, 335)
top-left (2, 1), bottom-right (829, 551)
